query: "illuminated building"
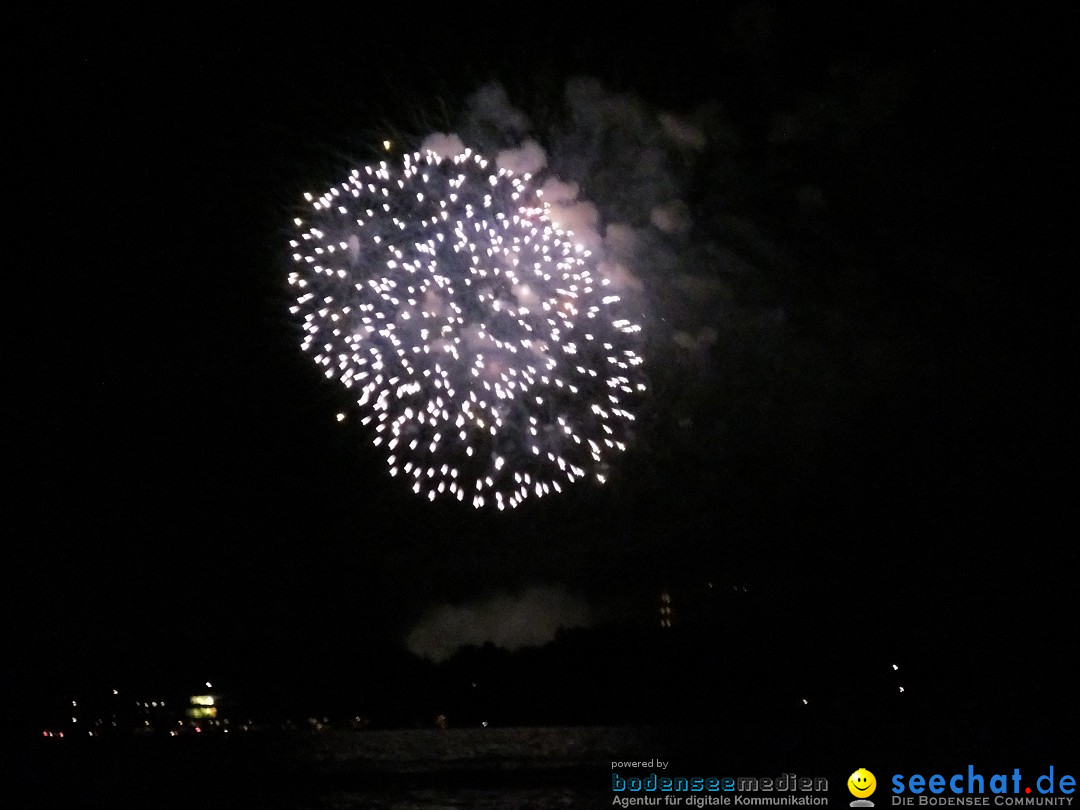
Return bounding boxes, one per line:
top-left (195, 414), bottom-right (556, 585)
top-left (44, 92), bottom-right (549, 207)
top-left (660, 590), bottom-right (674, 628)
top-left (186, 692), bottom-right (223, 721)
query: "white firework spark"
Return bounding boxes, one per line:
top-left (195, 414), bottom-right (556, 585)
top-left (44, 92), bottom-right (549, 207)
top-left (288, 146), bottom-right (645, 509)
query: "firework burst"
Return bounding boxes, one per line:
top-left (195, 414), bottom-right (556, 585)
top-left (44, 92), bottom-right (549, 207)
top-left (288, 145), bottom-right (645, 509)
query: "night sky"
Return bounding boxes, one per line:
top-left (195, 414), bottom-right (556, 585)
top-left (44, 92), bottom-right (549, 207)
top-left (8, 3), bottom-right (1071, 737)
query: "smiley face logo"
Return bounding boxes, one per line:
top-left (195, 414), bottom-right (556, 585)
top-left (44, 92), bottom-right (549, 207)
top-left (848, 768), bottom-right (877, 798)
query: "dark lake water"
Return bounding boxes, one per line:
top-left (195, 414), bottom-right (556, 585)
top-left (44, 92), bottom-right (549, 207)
top-left (14, 721), bottom-right (1067, 808)
top-left (16, 726), bottom-right (650, 808)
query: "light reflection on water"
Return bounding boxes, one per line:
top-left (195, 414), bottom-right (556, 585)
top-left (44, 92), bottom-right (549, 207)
top-left (282, 726), bottom-right (638, 808)
top-left (24, 726), bottom-right (648, 809)
top-left (294, 725), bottom-right (644, 769)
top-left (319, 786), bottom-right (589, 809)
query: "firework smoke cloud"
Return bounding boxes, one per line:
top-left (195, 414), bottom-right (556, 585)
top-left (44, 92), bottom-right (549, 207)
top-left (288, 123), bottom-right (647, 509)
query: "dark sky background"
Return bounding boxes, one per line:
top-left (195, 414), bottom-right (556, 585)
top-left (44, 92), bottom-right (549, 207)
top-left (8, 3), bottom-right (1071, 719)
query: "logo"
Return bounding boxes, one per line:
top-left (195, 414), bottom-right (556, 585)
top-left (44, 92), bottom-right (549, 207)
top-left (890, 766), bottom-right (1077, 805)
top-left (850, 768), bottom-right (878, 807)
